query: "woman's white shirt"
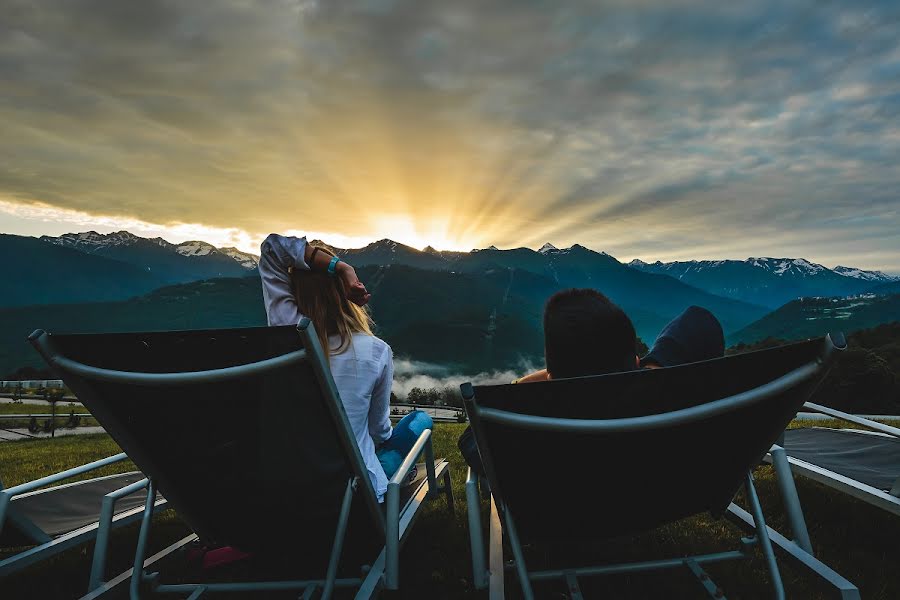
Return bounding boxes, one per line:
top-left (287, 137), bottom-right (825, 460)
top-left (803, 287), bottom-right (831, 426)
top-left (326, 332), bottom-right (393, 502)
top-left (259, 233), bottom-right (393, 502)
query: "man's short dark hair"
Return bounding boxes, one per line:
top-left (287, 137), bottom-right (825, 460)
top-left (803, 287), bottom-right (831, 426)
top-left (543, 288), bottom-right (637, 379)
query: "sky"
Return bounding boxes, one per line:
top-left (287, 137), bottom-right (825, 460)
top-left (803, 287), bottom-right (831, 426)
top-left (1, 1), bottom-right (899, 272)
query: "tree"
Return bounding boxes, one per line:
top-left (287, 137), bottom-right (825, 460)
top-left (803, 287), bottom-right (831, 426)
top-left (441, 387), bottom-right (463, 408)
top-left (407, 387), bottom-right (425, 405)
top-left (4, 365), bottom-right (55, 380)
top-left (815, 348), bottom-right (898, 414)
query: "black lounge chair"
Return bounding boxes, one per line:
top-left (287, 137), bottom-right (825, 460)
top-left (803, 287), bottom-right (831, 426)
top-left (0, 458), bottom-right (165, 580)
top-left (462, 334), bottom-right (860, 599)
top-left (29, 319), bottom-right (453, 599)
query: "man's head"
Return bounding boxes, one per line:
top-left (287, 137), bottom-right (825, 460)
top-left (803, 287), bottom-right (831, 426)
top-left (543, 288), bottom-right (637, 379)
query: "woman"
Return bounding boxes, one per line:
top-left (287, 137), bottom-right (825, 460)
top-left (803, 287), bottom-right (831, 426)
top-left (259, 233), bottom-right (431, 503)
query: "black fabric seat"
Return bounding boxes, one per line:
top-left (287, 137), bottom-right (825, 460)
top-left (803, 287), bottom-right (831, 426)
top-left (29, 321), bottom-right (453, 598)
top-left (462, 335), bottom-right (857, 599)
top-left (783, 427), bottom-right (900, 493)
top-left (4, 472), bottom-right (147, 542)
top-left (40, 325), bottom-right (379, 557)
top-left (0, 466), bottom-right (166, 579)
top-left (470, 337), bottom-right (835, 542)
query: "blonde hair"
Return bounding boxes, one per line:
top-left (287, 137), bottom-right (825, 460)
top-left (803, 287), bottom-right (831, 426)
top-left (291, 245), bottom-right (374, 359)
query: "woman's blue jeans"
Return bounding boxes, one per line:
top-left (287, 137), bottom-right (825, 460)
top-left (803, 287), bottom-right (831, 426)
top-left (376, 410), bottom-right (434, 478)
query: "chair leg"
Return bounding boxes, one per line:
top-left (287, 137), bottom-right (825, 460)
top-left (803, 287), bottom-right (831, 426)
top-left (745, 472), bottom-right (786, 600)
top-left (129, 479), bottom-right (157, 600)
top-left (770, 445), bottom-right (813, 553)
top-left (425, 438), bottom-right (438, 491)
top-left (488, 495), bottom-right (505, 600)
top-left (564, 571), bottom-right (584, 600)
top-left (322, 478), bottom-right (356, 600)
top-left (500, 502), bottom-right (534, 600)
top-left (442, 469), bottom-right (455, 513)
top-left (466, 468), bottom-right (488, 590)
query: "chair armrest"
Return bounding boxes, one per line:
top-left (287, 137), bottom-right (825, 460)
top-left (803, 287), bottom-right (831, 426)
top-left (0, 453), bottom-right (129, 535)
top-left (388, 429), bottom-right (433, 486)
top-left (0, 452), bottom-right (129, 499)
top-left (385, 428), bottom-right (434, 590)
top-left (801, 402), bottom-right (900, 438)
top-left (89, 478), bottom-right (151, 591)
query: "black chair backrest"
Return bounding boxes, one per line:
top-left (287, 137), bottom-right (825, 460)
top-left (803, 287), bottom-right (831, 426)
top-left (464, 335), bottom-right (842, 543)
top-left (30, 323), bottom-right (384, 557)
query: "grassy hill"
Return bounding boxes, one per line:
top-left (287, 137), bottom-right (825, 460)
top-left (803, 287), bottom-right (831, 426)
top-left (729, 321), bottom-right (900, 414)
top-left (0, 278), bottom-right (267, 377)
top-left (0, 234), bottom-right (165, 307)
top-left (869, 280), bottom-right (900, 296)
top-left (729, 293), bottom-right (900, 346)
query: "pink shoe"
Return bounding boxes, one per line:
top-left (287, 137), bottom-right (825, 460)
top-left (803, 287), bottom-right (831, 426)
top-left (194, 546), bottom-right (252, 570)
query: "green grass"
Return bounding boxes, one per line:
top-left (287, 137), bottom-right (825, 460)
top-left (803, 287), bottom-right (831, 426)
top-left (0, 433), bottom-right (133, 488)
top-left (1, 423), bottom-right (898, 599)
top-left (0, 401), bottom-right (86, 415)
top-left (0, 401), bottom-right (97, 430)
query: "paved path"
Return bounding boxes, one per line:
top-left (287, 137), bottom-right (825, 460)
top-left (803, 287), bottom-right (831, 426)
top-left (0, 397), bottom-right (84, 407)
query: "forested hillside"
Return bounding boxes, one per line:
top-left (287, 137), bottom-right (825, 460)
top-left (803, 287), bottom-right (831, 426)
top-left (729, 322), bottom-right (900, 414)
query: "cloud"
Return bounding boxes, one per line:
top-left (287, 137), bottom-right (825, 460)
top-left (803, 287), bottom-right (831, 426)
top-left (0, 0), bottom-right (898, 269)
top-left (391, 356), bottom-right (537, 399)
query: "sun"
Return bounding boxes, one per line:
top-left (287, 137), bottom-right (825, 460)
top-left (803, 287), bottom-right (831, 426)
top-left (370, 214), bottom-right (472, 252)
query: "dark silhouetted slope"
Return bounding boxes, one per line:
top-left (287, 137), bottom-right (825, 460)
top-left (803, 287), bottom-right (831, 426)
top-left (730, 293), bottom-right (900, 345)
top-left (1, 234), bottom-right (165, 308)
top-left (0, 277), bottom-right (267, 376)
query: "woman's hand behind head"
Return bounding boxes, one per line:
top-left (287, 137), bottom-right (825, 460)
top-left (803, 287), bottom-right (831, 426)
top-left (337, 263), bottom-right (372, 306)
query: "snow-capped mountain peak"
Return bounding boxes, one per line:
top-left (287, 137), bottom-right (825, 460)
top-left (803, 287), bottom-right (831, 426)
top-left (41, 230), bottom-right (261, 271)
top-left (832, 265), bottom-right (896, 282)
top-left (747, 257), bottom-right (827, 277)
top-left (366, 239), bottom-right (400, 252)
top-left (220, 247), bottom-right (259, 269)
top-left (41, 230), bottom-right (145, 254)
top-left (538, 242), bottom-right (558, 254)
top-left (176, 241), bottom-right (217, 257)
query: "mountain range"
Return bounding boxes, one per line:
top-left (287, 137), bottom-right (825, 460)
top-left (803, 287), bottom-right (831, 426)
top-left (2, 231), bottom-right (257, 308)
top-left (42, 230), bottom-right (258, 279)
top-left (628, 257), bottom-right (896, 309)
top-left (2, 230), bottom-right (898, 376)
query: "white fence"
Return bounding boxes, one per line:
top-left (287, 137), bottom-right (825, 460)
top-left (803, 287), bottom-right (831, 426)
top-left (0, 380), bottom-right (66, 390)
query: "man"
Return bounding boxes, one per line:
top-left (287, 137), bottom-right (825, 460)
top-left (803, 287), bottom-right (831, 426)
top-left (515, 288), bottom-right (642, 382)
top-left (459, 289), bottom-right (725, 472)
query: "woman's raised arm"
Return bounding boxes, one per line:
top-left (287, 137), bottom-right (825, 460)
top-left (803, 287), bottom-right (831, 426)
top-left (259, 234), bottom-right (372, 326)
top-left (259, 233), bottom-right (309, 326)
